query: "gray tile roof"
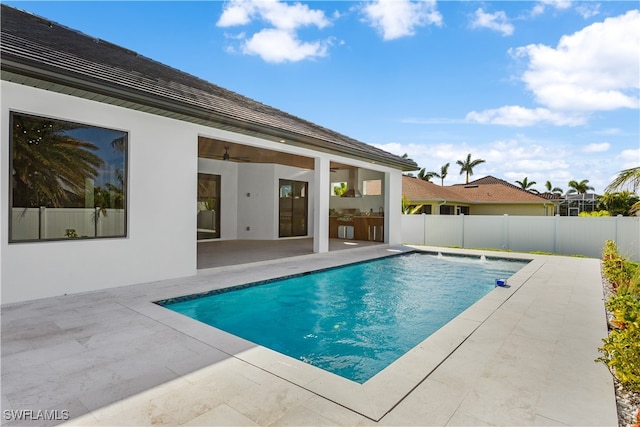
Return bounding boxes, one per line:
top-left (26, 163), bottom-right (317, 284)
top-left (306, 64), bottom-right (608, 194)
top-left (0, 5), bottom-right (417, 171)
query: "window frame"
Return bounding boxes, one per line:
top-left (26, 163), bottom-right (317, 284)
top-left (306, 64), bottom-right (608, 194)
top-left (8, 111), bottom-right (129, 243)
top-left (362, 179), bottom-right (382, 196)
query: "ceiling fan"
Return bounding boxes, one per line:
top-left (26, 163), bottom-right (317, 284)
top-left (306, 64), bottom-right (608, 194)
top-left (216, 146), bottom-right (250, 162)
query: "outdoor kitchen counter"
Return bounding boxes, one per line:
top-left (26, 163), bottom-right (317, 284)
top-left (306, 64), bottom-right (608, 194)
top-left (329, 215), bottom-right (384, 241)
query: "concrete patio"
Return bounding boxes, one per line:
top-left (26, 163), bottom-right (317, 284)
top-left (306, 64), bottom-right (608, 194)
top-left (1, 244), bottom-right (617, 426)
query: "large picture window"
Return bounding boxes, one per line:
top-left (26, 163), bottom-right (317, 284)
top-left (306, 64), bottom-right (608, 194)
top-left (9, 112), bottom-right (127, 242)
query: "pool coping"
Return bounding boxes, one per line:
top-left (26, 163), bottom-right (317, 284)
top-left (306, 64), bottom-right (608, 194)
top-left (140, 246), bottom-right (542, 421)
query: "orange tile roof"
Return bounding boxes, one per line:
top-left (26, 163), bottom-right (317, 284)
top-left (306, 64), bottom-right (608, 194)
top-left (403, 175), bottom-right (550, 204)
top-left (402, 176), bottom-right (467, 202)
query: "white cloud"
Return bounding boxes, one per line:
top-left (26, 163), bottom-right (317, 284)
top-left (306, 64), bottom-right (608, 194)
top-left (531, 1), bottom-right (600, 19)
top-left (511, 10), bottom-right (640, 111)
top-left (242, 29), bottom-right (329, 63)
top-left (360, 0), bottom-right (442, 41)
top-left (596, 128), bottom-right (621, 136)
top-left (466, 106), bottom-right (587, 127)
top-left (217, 2), bottom-right (254, 27)
top-left (385, 137), bottom-right (630, 195)
top-left (217, 0), bottom-right (332, 63)
top-left (617, 148), bottom-right (640, 169)
top-left (531, 0), bottom-right (573, 16)
top-left (468, 10), bottom-right (639, 127)
top-left (373, 142), bottom-right (409, 156)
top-left (542, 0), bottom-right (573, 10)
top-left (581, 142), bottom-right (610, 153)
top-left (217, 0), bottom-right (329, 30)
top-left (469, 8), bottom-right (514, 36)
top-left (575, 3), bottom-right (600, 19)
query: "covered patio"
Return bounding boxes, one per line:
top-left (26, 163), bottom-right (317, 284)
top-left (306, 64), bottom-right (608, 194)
top-left (197, 238), bottom-right (384, 269)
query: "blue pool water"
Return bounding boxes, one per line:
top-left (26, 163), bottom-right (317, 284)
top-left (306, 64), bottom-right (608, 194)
top-left (161, 252), bottom-right (527, 383)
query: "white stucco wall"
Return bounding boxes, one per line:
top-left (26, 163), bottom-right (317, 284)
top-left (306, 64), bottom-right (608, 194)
top-left (1, 82), bottom-right (197, 304)
top-left (236, 163), bottom-right (315, 240)
top-left (1, 81), bottom-right (406, 304)
top-left (237, 163), bottom-right (276, 239)
top-left (386, 171), bottom-right (403, 245)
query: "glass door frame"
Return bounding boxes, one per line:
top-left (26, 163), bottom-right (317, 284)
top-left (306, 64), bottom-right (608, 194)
top-left (279, 179), bottom-right (308, 238)
top-left (197, 173), bottom-right (221, 240)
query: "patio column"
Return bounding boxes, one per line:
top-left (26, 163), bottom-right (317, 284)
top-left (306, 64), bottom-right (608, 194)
top-left (385, 170), bottom-right (403, 246)
top-left (313, 156), bottom-right (330, 253)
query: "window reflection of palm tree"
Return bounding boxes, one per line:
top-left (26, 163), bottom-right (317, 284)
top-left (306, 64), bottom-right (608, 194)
top-left (12, 115), bottom-right (104, 207)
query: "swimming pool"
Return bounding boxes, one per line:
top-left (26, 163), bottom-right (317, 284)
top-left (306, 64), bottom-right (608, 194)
top-left (159, 251), bottom-right (528, 383)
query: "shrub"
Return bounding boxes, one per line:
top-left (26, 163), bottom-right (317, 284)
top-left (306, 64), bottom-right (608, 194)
top-left (597, 241), bottom-right (640, 392)
top-left (579, 210), bottom-right (611, 217)
top-left (596, 324), bottom-right (640, 392)
top-left (602, 240), bottom-right (637, 292)
top-left (607, 294), bottom-right (640, 330)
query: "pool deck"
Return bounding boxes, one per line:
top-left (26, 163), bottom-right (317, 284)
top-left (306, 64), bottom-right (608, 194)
top-left (1, 245), bottom-right (618, 426)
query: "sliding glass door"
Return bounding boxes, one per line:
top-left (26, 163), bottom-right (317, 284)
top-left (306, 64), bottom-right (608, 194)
top-left (279, 179), bottom-right (308, 237)
top-left (197, 173), bottom-right (220, 240)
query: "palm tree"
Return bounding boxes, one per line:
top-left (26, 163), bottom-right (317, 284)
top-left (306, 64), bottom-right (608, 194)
top-left (431, 163), bottom-right (450, 186)
top-left (456, 153), bottom-right (486, 184)
top-left (417, 168), bottom-right (435, 182)
top-left (598, 191), bottom-right (639, 216)
top-left (545, 180), bottom-right (563, 194)
top-left (606, 166), bottom-right (640, 193)
top-left (515, 177), bottom-right (538, 193)
top-left (567, 179), bottom-right (595, 196)
top-left (400, 152), bottom-right (415, 163)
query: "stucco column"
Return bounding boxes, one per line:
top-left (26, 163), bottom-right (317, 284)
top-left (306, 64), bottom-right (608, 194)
top-left (385, 170), bottom-right (403, 246)
top-left (313, 156), bottom-right (330, 253)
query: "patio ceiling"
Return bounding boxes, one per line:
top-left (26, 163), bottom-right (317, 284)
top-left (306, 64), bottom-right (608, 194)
top-left (198, 137), bottom-right (359, 173)
top-left (199, 137), bottom-right (315, 169)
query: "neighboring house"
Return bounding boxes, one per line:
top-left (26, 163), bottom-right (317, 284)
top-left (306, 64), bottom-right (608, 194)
top-left (538, 192), bottom-right (564, 215)
top-left (402, 175), bottom-right (555, 216)
top-left (402, 175), bottom-right (469, 215)
top-left (557, 193), bottom-right (598, 216)
top-left (536, 192), bottom-right (600, 216)
top-left (0, 5), bottom-right (417, 304)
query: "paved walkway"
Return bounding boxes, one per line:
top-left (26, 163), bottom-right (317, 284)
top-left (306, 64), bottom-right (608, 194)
top-left (1, 245), bottom-right (617, 426)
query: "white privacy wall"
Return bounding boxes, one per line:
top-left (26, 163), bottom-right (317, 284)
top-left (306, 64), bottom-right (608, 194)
top-left (402, 214), bottom-right (640, 261)
top-left (1, 82), bottom-right (198, 304)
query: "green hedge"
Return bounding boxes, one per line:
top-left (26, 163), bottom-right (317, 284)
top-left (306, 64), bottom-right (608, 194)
top-left (596, 240), bottom-right (640, 392)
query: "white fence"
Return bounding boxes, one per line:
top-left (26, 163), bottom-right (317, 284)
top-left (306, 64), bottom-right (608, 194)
top-left (402, 214), bottom-right (640, 262)
top-left (11, 207), bottom-right (125, 240)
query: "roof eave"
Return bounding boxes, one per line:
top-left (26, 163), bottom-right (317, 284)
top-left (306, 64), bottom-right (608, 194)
top-left (1, 56), bottom-right (418, 172)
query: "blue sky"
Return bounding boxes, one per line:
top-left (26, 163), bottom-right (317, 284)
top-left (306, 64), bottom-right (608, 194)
top-left (5, 0), bottom-right (639, 194)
